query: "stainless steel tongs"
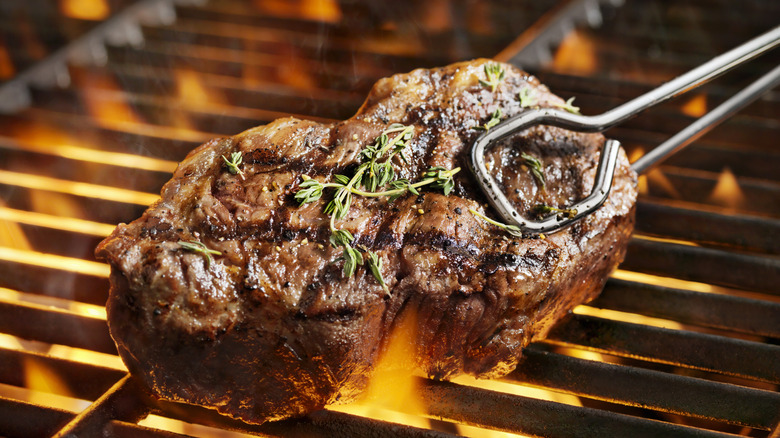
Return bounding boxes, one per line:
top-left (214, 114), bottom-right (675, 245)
top-left (470, 25), bottom-right (780, 235)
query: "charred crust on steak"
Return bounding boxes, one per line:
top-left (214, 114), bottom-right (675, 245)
top-left (96, 59), bottom-right (637, 424)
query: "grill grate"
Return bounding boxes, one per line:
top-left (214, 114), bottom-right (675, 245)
top-left (0, 0), bottom-right (779, 437)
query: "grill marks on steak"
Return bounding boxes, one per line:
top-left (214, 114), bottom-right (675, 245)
top-left (96, 60), bottom-right (637, 423)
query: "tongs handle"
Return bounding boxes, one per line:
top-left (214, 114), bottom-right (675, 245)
top-left (470, 25), bottom-right (780, 235)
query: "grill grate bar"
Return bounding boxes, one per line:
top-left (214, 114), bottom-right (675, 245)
top-left (548, 314), bottom-right (780, 384)
top-left (0, 348), bottom-right (124, 401)
top-left (0, 299), bottom-right (115, 354)
top-left (419, 378), bottom-right (739, 438)
top-left (510, 346), bottom-right (780, 430)
top-left (635, 200), bottom-right (780, 254)
top-left (148, 396), bottom-right (462, 438)
top-left (622, 238), bottom-right (780, 295)
top-left (51, 375), bottom-right (152, 438)
top-left (0, 396), bottom-right (76, 438)
top-left (594, 279), bottom-right (780, 337)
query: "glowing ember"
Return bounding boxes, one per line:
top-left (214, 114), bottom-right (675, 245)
top-left (60, 0), bottom-right (110, 21)
top-left (680, 94), bottom-right (708, 118)
top-left (551, 29), bottom-right (598, 75)
top-left (708, 167), bottom-right (744, 209)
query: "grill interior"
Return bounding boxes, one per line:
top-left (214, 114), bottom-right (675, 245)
top-left (0, 0), bottom-right (779, 437)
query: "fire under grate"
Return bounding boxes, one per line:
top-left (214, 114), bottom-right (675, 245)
top-left (0, 0), bottom-right (778, 437)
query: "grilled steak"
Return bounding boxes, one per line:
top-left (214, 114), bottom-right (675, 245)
top-left (96, 59), bottom-right (637, 423)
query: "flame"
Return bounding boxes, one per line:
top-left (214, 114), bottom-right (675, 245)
top-left (330, 309), bottom-right (430, 429)
top-left (24, 357), bottom-right (73, 397)
top-left (419, 0), bottom-right (453, 32)
top-left (81, 74), bottom-right (144, 130)
top-left (708, 167), bottom-right (744, 209)
top-left (6, 121), bottom-right (177, 173)
top-left (60, 0), bottom-right (109, 20)
top-left (175, 70), bottom-right (224, 108)
top-left (0, 44), bottom-right (14, 80)
top-left (680, 94), bottom-right (708, 118)
top-left (0, 200), bottom-right (32, 250)
top-left (645, 168), bottom-right (681, 199)
top-left (551, 29), bottom-right (598, 75)
top-left (627, 147), bottom-right (650, 195)
top-left (252, 0), bottom-right (342, 23)
top-left (276, 55), bottom-right (318, 90)
top-left (0, 356), bottom-right (90, 413)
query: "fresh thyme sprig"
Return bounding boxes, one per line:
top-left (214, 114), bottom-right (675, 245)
top-left (295, 125), bottom-right (460, 289)
top-left (364, 250), bottom-right (386, 291)
top-left (178, 240), bottom-right (222, 268)
top-left (473, 108), bottom-right (502, 132)
top-left (520, 152), bottom-right (545, 189)
top-left (479, 63), bottom-right (506, 92)
top-left (469, 208), bottom-right (522, 237)
top-left (518, 87), bottom-right (537, 108)
top-left (222, 151), bottom-right (245, 179)
top-left (296, 166), bottom-right (461, 210)
top-left (532, 204), bottom-right (578, 219)
top-left (360, 123), bottom-right (413, 192)
top-left (552, 97), bottom-right (581, 114)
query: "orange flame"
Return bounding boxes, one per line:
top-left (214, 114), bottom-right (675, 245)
top-left (551, 29), bottom-right (598, 75)
top-left (252, 0), bottom-right (342, 23)
top-left (0, 200), bottom-right (32, 251)
top-left (331, 309), bottom-right (430, 429)
top-left (60, 0), bottom-right (109, 21)
top-left (0, 44), bottom-right (14, 80)
top-left (680, 94), bottom-right (708, 118)
top-left (708, 167), bottom-right (744, 209)
top-left (645, 168), bottom-right (681, 199)
top-left (80, 74), bottom-right (144, 130)
top-left (175, 69), bottom-right (224, 108)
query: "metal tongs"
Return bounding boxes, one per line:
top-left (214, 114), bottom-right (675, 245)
top-left (470, 25), bottom-right (780, 235)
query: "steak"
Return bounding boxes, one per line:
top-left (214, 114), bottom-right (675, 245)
top-left (96, 59), bottom-right (637, 423)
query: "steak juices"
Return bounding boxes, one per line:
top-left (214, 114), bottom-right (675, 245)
top-left (96, 60), bottom-right (636, 423)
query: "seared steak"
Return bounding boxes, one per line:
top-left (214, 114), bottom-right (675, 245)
top-left (96, 59), bottom-right (637, 423)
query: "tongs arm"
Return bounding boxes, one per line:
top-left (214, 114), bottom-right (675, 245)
top-left (470, 25), bottom-right (780, 235)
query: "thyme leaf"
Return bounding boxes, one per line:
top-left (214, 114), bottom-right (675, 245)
top-left (552, 96), bottom-right (581, 114)
top-left (479, 63), bottom-right (506, 92)
top-left (365, 250), bottom-right (388, 292)
top-left (294, 176), bottom-right (324, 204)
top-left (518, 87), bottom-right (537, 108)
top-left (532, 204), bottom-right (578, 219)
top-left (178, 240), bottom-right (222, 268)
top-left (520, 152), bottom-right (545, 190)
top-left (473, 108), bottom-right (502, 132)
top-left (469, 208), bottom-right (523, 238)
top-left (222, 152), bottom-right (245, 179)
top-left (293, 125), bottom-right (461, 288)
